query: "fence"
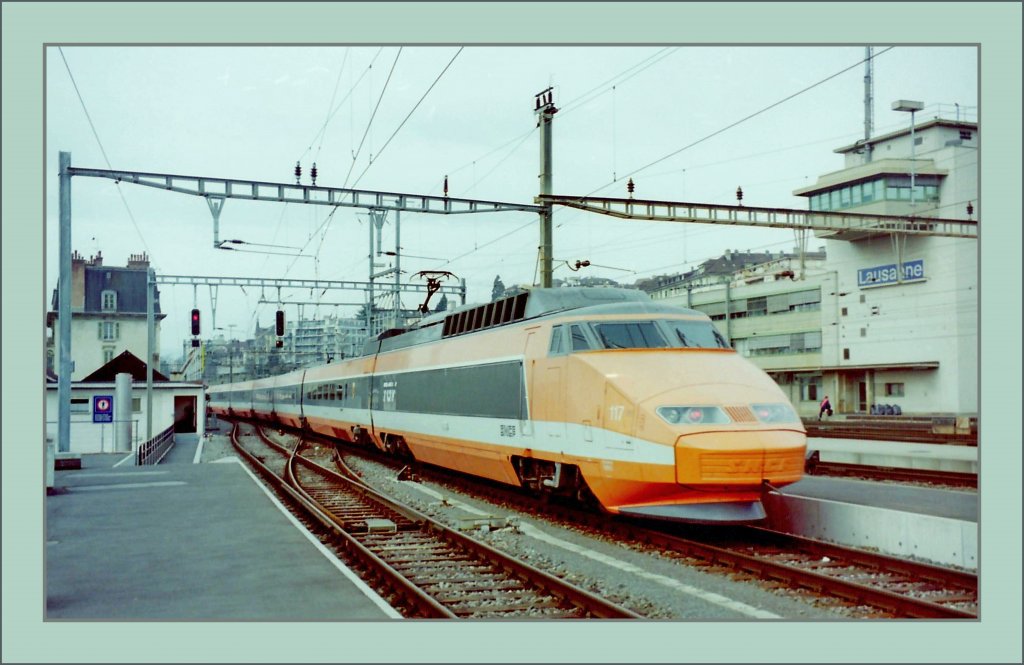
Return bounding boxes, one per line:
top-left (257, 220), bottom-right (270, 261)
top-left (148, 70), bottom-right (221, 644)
top-left (44, 418), bottom-right (140, 454)
top-left (136, 425), bottom-right (175, 465)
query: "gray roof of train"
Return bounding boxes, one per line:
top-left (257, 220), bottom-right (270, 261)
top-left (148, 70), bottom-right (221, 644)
top-left (372, 287), bottom-right (706, 355)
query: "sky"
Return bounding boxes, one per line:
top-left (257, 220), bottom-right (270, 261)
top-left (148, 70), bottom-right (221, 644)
top-left (45, 45), bottom-right (978, 359)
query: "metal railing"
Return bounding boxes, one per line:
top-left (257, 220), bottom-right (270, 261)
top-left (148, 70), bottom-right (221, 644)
top-left (136, 425), bottom-right (175, 465)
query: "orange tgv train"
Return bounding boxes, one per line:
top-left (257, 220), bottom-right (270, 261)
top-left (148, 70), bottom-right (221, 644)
top-left (208, 288), bottom-right (806, 523)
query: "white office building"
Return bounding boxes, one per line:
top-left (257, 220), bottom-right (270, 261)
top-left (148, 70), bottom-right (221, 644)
top-left (646, 113), bottom-right (978, 418)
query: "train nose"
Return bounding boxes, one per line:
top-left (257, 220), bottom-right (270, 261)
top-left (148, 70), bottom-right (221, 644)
top-left (674, 430), bottom-right (806, 485)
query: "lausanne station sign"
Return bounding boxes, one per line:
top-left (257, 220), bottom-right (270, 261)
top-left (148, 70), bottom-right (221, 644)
top-left (857, 259), bottom-right (926, 288)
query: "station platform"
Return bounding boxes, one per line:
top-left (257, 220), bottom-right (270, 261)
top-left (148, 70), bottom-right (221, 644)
top-left (807, 436), bottom-right (977, 473)
top-left (45, 441), bottom-right (400, 620)
top-left (766, 437), bottom-right (978, 569)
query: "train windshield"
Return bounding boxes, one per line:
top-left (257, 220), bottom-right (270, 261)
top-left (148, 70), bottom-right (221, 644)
top-left (664, 320), bottom-right (731, 349)
top-left (592, 322), bottom-right (669, 349)
top-left (584, 319), bottom-right (731, 350)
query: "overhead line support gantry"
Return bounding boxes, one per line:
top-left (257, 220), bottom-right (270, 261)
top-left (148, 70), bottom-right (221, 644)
top-left (537, 194), bottom-right (978, 239)
top-left (56, 153), bottom-right (535, 454)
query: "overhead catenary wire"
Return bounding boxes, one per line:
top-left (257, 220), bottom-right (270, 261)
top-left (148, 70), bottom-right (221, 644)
top-left (349, 47), bottom-right (464, 190)
top-left (293, 47), bottom-right (462, 279)
top-left (429, 47), bottom-right (679, 196)
top-left (297, 47), bottom-right (384, 165)
top-left (418, 47), bottom-right (688, 272)
top-left (579, 47), bottom-right (897, 199)
top-left (557, 47), bottom-right (678, 118)
top-left (342, 47), bottom-right (403, 190)
top-left (313, 48), bottom-right (351, 165)
top-left (297, 47), bottom-right (403, 273)
top-left (58, 47), bottom-right (152, 258)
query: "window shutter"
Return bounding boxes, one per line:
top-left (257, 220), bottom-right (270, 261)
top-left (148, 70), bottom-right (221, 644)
top-left (98, 322), bottom-right (103, 339)
top-left (115, 322), bottom-right (120, 340)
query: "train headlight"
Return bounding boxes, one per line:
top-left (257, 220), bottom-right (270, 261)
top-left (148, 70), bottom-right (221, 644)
top-left (752, 403), bottom-right (800, 424)
top-left (657, 406), bottom-right (730, 425)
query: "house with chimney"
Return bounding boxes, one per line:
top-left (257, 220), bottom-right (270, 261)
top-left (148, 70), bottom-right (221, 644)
top-left (47, 251), bottom-right (166, 380)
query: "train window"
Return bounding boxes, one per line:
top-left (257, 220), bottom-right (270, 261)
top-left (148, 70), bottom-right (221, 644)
top-left (664, 320), bottom-right (731, 349)
top-left (549, 325), bottom-right (566, 355)
top-left (570, 324), bottom-right (592, 351)
top-left (593, 322), bottom-right (668, 349)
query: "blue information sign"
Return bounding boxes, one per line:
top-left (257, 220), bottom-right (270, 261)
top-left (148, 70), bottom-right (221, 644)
top-left (857, 258), bottom-right (925, 288)
top-left (93, 395), bottom-right (114, 423)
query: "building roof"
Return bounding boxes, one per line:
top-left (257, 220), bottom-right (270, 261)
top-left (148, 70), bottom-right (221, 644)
top-left (83, 265), bottom-right (161, 314)
top-left (635, 249), bottom-right (826, 294)
top-left (833, 118), bottom-right (977, 155)
top-left (792, 158), bottom-right (948, 196)
top-left (79, 350), bottom-right (170, 382)
top-left (50, 252), bottom-right (162, 315)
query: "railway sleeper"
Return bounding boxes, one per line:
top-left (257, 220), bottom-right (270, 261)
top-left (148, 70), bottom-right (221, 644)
top-left (432, 589), bottom-right (537, 604)
top-left (406, 570), bottom-right (510, 586)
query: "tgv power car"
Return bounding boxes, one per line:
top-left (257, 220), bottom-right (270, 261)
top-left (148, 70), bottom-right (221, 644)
top-left (208, 287), bottom-right (806, 523)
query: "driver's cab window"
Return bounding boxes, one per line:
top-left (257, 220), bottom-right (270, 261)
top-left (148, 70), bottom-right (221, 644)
top-left (549, 325), bottom-right (566, 355)
top-left (570, 324), bottom-right (592, 351)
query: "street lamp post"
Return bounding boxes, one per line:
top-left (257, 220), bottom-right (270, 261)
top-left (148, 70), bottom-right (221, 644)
top-left (891, 100), bottom-right (924, 286)
top-left (892, 100), bottom-right (924, 209)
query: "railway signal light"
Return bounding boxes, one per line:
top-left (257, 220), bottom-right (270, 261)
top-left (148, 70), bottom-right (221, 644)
top-left (191, 308), bottom-right (201, 336)
top-left (276, 310), bottom-right (285, 336)
top-left (275, 339), bottom-right (283, 348)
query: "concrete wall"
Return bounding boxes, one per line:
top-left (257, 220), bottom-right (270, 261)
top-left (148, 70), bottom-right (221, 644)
top-left (765, 492), bottom-right (977, 570)
top-left (45, 382), bottom-right (203, 454)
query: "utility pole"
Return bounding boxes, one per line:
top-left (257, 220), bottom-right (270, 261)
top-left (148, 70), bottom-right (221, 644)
top-left (57, 152), bottom-right (72, 453)
top-left (863, 46), bottom-right (874, 164)
top-left (535, 88), bottom-right (557, 288)
top-left (394, 210), bottom-right (401, 327)
top-left (146, 266), bottom-right (155, 440)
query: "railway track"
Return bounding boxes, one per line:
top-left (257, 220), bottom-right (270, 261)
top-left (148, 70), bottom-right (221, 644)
top-left (803, 422), bottom-right (976, 446)
top-left (282, 426), bottom-right (977, 620)
top-left (628, 524), bottom-right (977, 619)
top-left (229, 422), bottom-right (638, 619)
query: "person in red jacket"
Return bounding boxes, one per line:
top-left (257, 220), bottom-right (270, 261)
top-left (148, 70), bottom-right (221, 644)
top-left (818, 395), bottom-right (833, 420)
